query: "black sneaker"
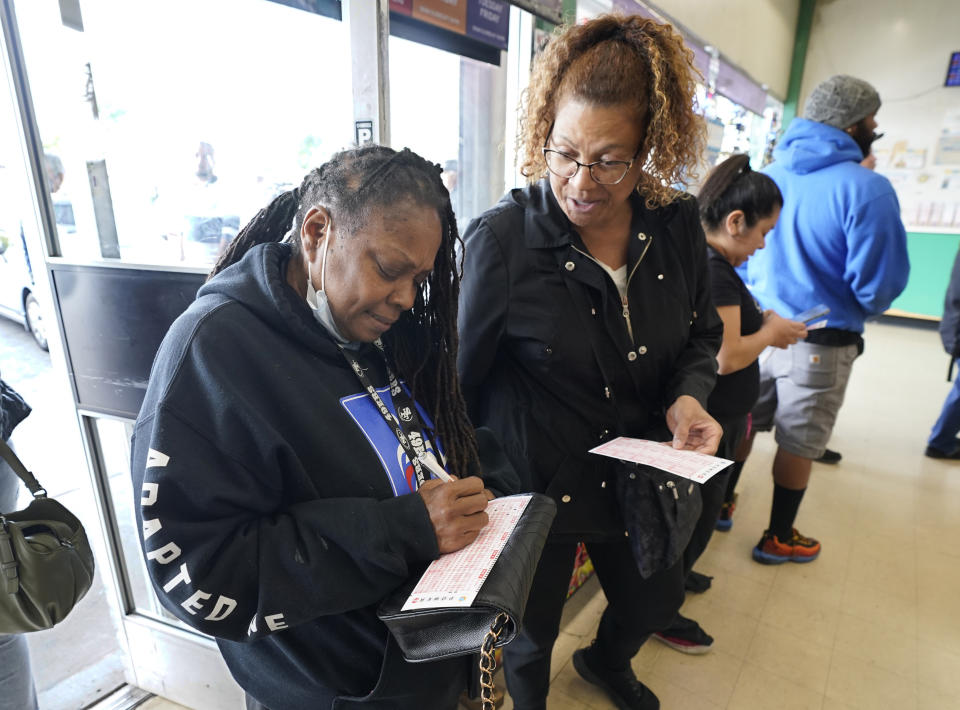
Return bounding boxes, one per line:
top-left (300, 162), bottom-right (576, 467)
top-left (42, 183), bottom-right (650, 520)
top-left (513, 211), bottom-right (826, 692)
top-left (925, 440), bottom-right (960, 459)
top-left (815, 448), bottom-right (842, 464)
top-left (572, 645), bottom-right (659, 710)
top-left (653, 614), bottom-right (714, 654)
top-left (684, 570), bottom-right (713, 593)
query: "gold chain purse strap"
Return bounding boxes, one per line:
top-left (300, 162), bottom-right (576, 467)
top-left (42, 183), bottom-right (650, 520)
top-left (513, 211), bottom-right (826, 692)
top-left (479, 612), bottom-right (510, 710)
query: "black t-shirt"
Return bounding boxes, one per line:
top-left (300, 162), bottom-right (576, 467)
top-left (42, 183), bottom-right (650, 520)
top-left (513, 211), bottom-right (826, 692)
top-left (706, 246), bottom-right (764, 417)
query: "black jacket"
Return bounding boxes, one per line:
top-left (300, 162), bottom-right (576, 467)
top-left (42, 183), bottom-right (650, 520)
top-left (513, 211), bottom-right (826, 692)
top-left (457, 180), bottom-right (722, 540)
top-left (131, 242), bottom-right (517, 709)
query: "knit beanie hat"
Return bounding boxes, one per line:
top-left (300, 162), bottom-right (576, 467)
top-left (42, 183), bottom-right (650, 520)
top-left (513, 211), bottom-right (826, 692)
top-left (803, 75), bottom-right (881, 129)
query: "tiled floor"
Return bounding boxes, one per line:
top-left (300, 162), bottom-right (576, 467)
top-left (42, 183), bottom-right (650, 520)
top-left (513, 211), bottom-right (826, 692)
top-left (138, 699), bottom-right (191, 710)
top-left (144, 320), bottom-right (960, 709)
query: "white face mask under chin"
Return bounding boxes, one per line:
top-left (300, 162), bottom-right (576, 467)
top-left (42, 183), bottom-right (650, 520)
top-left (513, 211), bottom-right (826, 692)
top-left (305, 234), bottom-right (350, 344)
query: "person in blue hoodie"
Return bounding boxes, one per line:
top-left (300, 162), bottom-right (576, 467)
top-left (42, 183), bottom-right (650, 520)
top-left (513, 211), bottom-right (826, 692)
top-left (739, 75), bottom-right (909, 565)
top-left (130, 145), bottom-right (518, 709)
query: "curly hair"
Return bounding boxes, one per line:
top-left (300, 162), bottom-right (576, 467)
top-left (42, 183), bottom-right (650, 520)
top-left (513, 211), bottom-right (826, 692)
top-left (517, 14), bottom-right (705, 208)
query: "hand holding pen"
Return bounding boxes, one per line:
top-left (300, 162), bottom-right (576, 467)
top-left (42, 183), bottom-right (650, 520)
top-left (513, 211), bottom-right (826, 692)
top-left (416, 452), bottom-right (491, 554)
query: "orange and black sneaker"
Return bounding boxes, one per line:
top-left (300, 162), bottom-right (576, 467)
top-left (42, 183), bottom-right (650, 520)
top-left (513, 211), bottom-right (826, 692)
top-left (752, 528), bottom-right (821, 565)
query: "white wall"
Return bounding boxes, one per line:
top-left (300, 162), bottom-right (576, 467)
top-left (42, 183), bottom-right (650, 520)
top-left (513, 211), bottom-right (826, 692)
top-left (802, 0), bottom-right (958, 163)
top-left (651, 0), bottom-right (799, 100)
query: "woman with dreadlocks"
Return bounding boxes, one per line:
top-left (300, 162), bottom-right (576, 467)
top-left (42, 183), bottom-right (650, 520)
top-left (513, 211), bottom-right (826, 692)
top-left (130, 145), bottom-right (518, 709)
top-left (458, 15), bottom-right (723, 710)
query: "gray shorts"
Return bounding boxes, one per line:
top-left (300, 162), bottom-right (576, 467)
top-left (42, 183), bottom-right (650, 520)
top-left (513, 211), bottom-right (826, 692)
top-left (751, 341), bottom-right (859, 459)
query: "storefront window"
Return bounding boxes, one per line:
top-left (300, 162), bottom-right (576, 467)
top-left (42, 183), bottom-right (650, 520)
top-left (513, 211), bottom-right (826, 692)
top-left (389, 35), bottom-right (506, 230)
top-left (389, 36), bottom-right (461, 202)
top-left (697, 86), bottom-right (783, 170)
top-left (0, 73), bottom-right (38, 344)
top-left (14, 0), bottom-right (353, 266)
top-left (1, 41), bottom-right (128, 710)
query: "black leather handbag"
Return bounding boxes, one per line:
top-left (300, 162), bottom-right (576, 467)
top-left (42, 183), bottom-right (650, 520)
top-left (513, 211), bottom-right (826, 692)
top-left (0, 438), bottom-right (96, 633)
top-left (378, 493), bottom-right (556, 661)
top-left (614, 461), bottom-right (702, 579)
top-left (377, 493), bottom-right (555, 707)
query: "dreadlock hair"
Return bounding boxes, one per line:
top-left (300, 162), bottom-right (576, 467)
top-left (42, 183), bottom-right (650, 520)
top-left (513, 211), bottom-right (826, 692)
top-left (209, 145), bottom-right (478, 477)
top-left (517, 14), bottom-right (706, 208)
top-left (698, 154), bottom-right (783, 233)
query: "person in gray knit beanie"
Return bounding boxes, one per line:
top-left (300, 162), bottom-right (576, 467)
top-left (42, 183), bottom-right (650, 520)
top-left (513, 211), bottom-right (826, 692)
top-left (804, 75), bottom-right (882, 158)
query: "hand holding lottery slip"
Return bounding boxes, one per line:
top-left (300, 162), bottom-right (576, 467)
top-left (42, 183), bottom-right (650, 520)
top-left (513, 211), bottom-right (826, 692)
top-left (376, 493), bottom-right (557, 663)
top-left (588, 437), bottom-right (732, 483)
top-left (402, 495), bottom-right (532, 612)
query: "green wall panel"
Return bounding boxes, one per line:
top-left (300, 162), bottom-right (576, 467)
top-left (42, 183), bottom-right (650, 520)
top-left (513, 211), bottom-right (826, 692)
top-left (889, 232), bottom-right (960, 319)
top-left (782, 0), bottom-right (816, 129)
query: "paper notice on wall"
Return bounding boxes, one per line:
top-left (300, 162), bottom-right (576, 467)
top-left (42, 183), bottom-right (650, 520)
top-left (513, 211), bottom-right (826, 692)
top-left (877, 139), bottom-right (960, 230)
top-left (890, 148), bottom-right (928, 170)
top-left (935, 136), bottom-right (960, 166)
top-left (588, 437), bottom-right (733, 483)
top-left (942, 107), bottom-right (960, 137)
top-left (401, 495), bottom-right (531, 611)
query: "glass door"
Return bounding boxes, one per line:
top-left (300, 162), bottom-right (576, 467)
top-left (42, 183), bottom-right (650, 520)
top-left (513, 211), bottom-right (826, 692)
top-left (0, 15), bottom-right (131, 710)
top-left (1, 1), bottom-right (354, 707)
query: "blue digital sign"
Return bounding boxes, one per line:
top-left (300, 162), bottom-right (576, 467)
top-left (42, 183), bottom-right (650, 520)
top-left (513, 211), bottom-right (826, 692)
top-left (947, 51), bottom-right (960, 87)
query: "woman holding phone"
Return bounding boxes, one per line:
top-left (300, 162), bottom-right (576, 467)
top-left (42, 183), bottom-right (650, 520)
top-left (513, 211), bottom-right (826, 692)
top-left (652, 154), bottom-right (807, 654)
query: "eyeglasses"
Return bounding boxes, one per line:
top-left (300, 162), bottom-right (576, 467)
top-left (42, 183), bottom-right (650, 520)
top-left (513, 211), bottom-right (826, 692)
top-left (541, 144), bottom-right (642, 185)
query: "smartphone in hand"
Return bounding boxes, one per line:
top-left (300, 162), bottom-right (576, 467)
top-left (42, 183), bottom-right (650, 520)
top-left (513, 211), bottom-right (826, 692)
top-left (794, 304), bottom-right (830, 324)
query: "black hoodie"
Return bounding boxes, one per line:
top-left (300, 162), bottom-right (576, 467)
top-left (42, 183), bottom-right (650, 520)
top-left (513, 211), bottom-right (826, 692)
top-left (131, 242), bottom-right (518, 709)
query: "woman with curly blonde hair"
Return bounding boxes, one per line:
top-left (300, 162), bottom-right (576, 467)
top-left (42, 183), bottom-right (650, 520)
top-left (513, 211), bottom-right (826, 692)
top-left (458, 14), bottom-right (723, 710)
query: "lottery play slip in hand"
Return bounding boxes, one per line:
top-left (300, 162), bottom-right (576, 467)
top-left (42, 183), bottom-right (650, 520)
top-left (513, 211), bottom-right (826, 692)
top-left (588, 437), bottom-right (733, 484)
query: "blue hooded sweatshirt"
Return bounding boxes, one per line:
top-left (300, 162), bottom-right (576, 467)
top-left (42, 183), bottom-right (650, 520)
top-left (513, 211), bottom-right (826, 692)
top-left (741, 118), bottom-right (909, 332)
